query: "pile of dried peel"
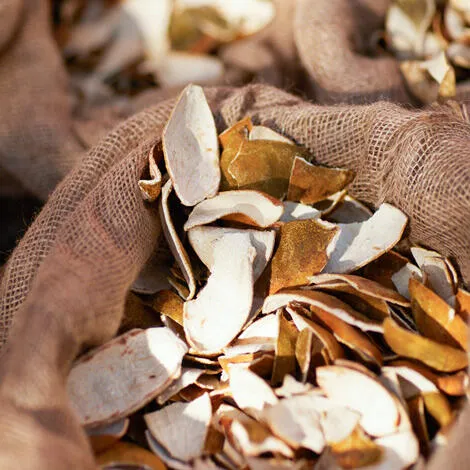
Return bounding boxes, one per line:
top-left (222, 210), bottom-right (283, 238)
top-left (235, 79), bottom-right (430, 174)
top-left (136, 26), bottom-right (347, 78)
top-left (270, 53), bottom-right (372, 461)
top-left (67, 85), bottom-right (470, 470)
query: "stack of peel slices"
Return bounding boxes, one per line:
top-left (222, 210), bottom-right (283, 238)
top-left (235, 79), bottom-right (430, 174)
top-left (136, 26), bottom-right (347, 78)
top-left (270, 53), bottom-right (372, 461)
top-left (67, 85), bottom-right (469, 470)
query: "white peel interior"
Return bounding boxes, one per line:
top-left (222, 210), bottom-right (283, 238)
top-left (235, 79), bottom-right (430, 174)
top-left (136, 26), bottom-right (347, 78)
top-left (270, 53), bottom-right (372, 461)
top-left (145, 392), bottom-right (212, 462)
top-left (249, 126), bottom-right (293, 144)
top-left (184, 190), bottom-right (284, 230)
top-left (184, 231), bottom-right (256, 353)
top-left (163, 84), bottom-right (220, 206)
top-left (316, 364), bottom-right (400, 437)
top-left (160, 179), bottom-right (197, 299)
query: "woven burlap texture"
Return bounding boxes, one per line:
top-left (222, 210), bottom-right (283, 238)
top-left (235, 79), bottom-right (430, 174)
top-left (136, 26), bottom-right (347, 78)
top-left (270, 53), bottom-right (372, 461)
top-left (295, 0), bottom-right (470, 104)
top-left (0, 84), bottom-right (469, 468)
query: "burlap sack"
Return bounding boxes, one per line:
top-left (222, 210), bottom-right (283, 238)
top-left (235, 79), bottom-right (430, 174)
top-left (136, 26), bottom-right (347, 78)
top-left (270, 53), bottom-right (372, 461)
top-left (0, 83), bottom-right (469, 468)
top-left (0, 0), bottom-right (86, 200)
top-left (295, 0), bottom-right (470, 104)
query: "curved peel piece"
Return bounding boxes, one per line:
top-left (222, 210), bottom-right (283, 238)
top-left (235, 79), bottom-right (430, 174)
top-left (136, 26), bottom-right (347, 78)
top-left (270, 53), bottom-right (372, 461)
top-left (155, 52), bottom-right (224, 88)
top-left (87, 418), bottom-right (129, 454)
top-left (229, 367), bottom-right (278, 416)
top-left (325, 203), bottom-right (408, 274)
top-left (227, 140), bottom-right (309, 198)
top-left (160, 180), bottom-right (196, 299)
top-left (184, 190), bottom-right (283, 230)
top-left (184, 232), bottom-right (256, 353)
top-left (279, 201), bottom-right (321, 222)
top-left (411, 247), bottom-right (457, 306)
top-left (308, 273), bottom-right (410, 307)
top-left (289, 309), bottom-right (345, 362)
top-left (96, 441), bottom-right (167, 470)
top-left (188, 225), bottom-right (275, 280)
top-left (156, 368), bottom-right (204, 405)
top-left (287, 157), bottom-right (355, 205)
top-left (330, 426), bottom-right (382, 468)
top-left (263, 395), bottom-right (325, 453)
top-left (409, 278), bottom-right (467, 350)
top-left (223, 413), bottom-right (293, 458)
top-left (145, 393), bottom-right (212, 462)
top-left (383, 318), bottom-right (468, 372)
top-left (290, 305), bottom-right (382, 367)
top-left (372, 431), bottom-right (419, 470)
top-left (163, 84), bottom-right (220, 206)
top-left (67, 328), bottom-right (188, 427)
top-left (262, 289), bottom-right (384, 332)
top-left (269, 219), bottom-right (339, 294)
top-left (317, 365), bottom-right (400, 437)
top-left (249, 126), bottom-right (293, 144)
top-left (328, 196), bottom-right (373, 224)
top-left (138, 145), bottom-right (163, 202)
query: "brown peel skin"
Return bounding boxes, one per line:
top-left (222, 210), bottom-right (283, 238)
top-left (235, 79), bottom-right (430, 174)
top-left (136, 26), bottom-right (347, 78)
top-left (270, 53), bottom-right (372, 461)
top-left (225, 140), bottom-right (311, 198)
top-left (383, 318), bottom-right (468, 372)
top-left (388, 359), bottom-right (469, 397)
top-left (271, 310), bottom-right (298, 386)
top-left (456, 289), bottom-right (470, 321)
top-left (96, 441), bottom-right (166, 469)
top-left (287, 157), bottom-right (355, 204)
top-left (269, 219), bottom-right (338, 294)
top-left (309, 307), bottom-right (383, 367)
top-left (331, 426), bottom-right (383, 469)
top-left (361, 251), bottom-right (409, 290)
top-left (219, 117), bottom-right (253, 190)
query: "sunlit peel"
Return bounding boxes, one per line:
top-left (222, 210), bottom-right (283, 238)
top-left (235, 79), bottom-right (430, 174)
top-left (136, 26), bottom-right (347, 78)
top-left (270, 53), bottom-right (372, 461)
top-left (325, 203), bottom-right (408, 274)
top-left (188, 225), bottom-right (275, 280)
top-left (163, 84), bottom-right (220, 206)
top-left (159, 180), bottom-right (197, 299)
top-left (67, 328), bottom-right (187, 427)
top-left (145, 392), bottom-right (212, 462)
top-left (184, 232), bottom-right (256, 353)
